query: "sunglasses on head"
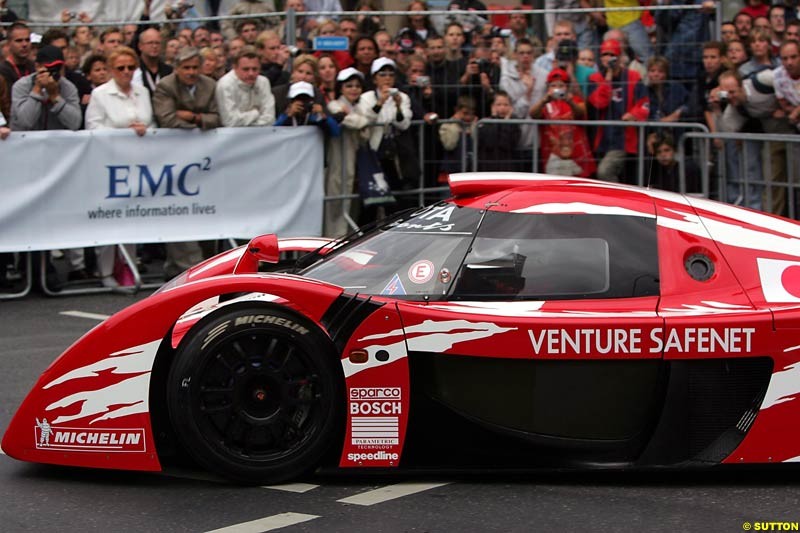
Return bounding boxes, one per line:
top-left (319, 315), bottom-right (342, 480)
top-left (115, 65), bottom-right (137, 72)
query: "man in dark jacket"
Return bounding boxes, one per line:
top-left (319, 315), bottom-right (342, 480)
top-left (0, 22), bottom-right (34, 89)
top-left (477, 90), bottom-right (520, 171)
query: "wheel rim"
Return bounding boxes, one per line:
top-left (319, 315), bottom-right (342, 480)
top-left (189, 329), bottom-right (329, 464)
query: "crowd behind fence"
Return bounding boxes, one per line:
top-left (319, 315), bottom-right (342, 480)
top-left (1, 2), bottom-right (799, 296)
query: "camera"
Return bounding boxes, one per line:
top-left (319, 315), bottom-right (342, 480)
top-left (41, 65), bottom-right (61, 82)
top-left (551, 88), bottom-right (566, 100)
top-left (718, 90), bottom-right (729, 103)
top-left (416, 75), bottom-right (430, 87)
top-left (388, 88), bottom-right (399, 96)
top-left (607, 56), bottom-right (619, 68)
top-left (555, 39), bottom-right (578, 63)
top-left (471, 58), bottom-right (491, 74)
top-left (67, 11), bottom-right (77, 20)
top-left (487, 26), bottom-right (512, 39)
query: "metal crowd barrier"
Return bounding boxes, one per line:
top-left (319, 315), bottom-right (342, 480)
top-left (0, 253), bottom-right (32, 300)
top-left (471, 118), bottom-right (711, 191)
top-left (682, 131), bottom-right (800, 219)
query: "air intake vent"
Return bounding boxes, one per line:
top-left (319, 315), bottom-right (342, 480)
top-left (321, 293), bottom-right (383, 351)
top-left (688, 357), bottom-right (772, 460)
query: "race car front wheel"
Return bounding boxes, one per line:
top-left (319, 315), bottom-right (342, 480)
top-left (166, 306), bottom-right (342, 484)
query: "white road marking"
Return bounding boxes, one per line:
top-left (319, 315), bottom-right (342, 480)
top-left (205, 512), bottom-right (319, 533)
top-left (337, 482), bottom-right (451, 506)
top-left (60, 310), bottom-right (110, 321)
top-left (262, 482), bottom-right (320, 493)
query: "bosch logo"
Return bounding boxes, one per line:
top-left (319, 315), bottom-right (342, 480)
top-left (350, 387), bottom-right (401, 400)
top-left (350, 402), bottom-right (402, 415)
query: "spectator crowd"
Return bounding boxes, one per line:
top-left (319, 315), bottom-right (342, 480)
top-left (1, 0), bottom-right (800, 290)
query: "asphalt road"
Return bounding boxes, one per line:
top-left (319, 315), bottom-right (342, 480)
top-left (2, 291), bottom-right (800, 533)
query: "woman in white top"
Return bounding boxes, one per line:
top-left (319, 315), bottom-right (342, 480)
top-left (356, 58), bottom-right (412, 156)
top-left (85, 47), bottom-right (153, 287)
top-left (325, 68), bottom-right (372, 237)
top-left (86, 47), bottom-right (153, 134)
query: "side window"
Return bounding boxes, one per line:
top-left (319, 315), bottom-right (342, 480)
top-left (451, 212), bottom-right (659, 300)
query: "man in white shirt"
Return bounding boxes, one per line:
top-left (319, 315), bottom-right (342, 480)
top-left (216, 46), bottom-right (275, 126)
top-left (775, 40), bottom-right (800, 131)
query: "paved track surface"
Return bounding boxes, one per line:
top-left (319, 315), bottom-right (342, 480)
top-left (2, 292), bottom-right (800, 532)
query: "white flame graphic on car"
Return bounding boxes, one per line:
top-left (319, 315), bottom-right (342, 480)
top-left (42, 340), bottom-right (160, 425)
top-left (342, 320), bottom-right (515, 378)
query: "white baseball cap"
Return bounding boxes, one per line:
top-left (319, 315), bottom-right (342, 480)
top-left (288, 81), bottom-right (315, 99)
top-left (370, 57), bottom-right (397, 76)
top-left (337, 67), bottom-right (364, 82)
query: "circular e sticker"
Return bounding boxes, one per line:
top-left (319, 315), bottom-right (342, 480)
top-left (408, 260), bottom-right (434, 284)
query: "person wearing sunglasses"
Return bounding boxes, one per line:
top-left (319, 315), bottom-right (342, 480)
top-left (85, 46), bottom-right (154, 289)
top-left (85, 46), bottom-right (153, 136)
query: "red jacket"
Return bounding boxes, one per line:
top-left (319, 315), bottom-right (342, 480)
top-left (587, 68), bottom-right (649, 154)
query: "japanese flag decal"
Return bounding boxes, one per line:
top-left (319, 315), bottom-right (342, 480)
top-left (757, 258), bottom-right (800, 302)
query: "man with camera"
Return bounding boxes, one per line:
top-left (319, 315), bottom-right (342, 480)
top-left (9, 45), bottom-right (81, 132)
top-left (9, 45), bottom-right (83, 288)
top-left (586, 38), bottom-right (649, 183)
top-left (274, 81), bottom-right (340, 134)
top-left (710, 69), bottom-right (766, 211)
top-left (534, 20), bottom-right (578, 74)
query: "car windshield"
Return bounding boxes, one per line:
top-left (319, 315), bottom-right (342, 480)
top-left (301, 203), bottom-right (482, 298)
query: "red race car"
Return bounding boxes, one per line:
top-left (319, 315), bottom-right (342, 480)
top-left (4, 173), bottom-right (800, 483)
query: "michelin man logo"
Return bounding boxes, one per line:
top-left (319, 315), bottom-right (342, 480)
top-left (36, 417), bottom-right (53, 447)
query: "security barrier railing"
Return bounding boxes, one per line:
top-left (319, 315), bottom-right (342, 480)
top-left (473, 118), bottom-right (712, 192)
top-left (683, 131), bottom-right (800, 219)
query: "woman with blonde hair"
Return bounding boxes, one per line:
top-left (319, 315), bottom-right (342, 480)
top-left (273, 54), bottom-right (323, 115)
top-left (85, 46), bottom-right (153, 288)
top-left (740, 27), bottom-right (778, 77)
top-left (199, 47), bottom-right (222, 80)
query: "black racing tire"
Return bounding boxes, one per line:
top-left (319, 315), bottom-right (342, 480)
top-left (166, 305), bottom-right (342, 484)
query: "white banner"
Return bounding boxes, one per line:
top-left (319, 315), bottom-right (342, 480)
top-left (0, 127), bottom-right (324, 253)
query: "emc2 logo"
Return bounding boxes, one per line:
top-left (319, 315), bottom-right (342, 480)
top-left (105, 158), bottom-right (212, 198)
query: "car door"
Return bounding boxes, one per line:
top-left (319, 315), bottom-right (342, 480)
top-left (396, 192), bottom-right (666, 453)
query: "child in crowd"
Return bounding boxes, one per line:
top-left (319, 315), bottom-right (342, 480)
top-left (529, 68), bottom-right (595, 177)
top-left (438, 95), bottom-right (477, 182)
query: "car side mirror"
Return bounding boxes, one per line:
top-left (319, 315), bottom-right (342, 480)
top-left (233, 234), bottom-right (280, 273)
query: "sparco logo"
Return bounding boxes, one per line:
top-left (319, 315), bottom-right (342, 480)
top-left (350, 387), bottom-right (401, 400)
top-left (34, 422), bottom-right (146, 453)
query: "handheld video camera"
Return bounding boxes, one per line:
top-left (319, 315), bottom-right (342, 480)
top-left (555, 39), bottom-right (578, 63)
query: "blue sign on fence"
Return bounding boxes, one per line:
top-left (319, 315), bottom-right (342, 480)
top-left (312, 36), bottom-right (350, 51)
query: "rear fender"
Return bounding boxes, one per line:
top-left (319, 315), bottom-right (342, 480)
top-left (1, 274), bottom-right (343, 472)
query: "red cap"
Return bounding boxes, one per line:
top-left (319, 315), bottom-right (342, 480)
top-left (547, 68), bottom-right (570, 83)
top-left (600, 39), bottom-right (622, 57)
